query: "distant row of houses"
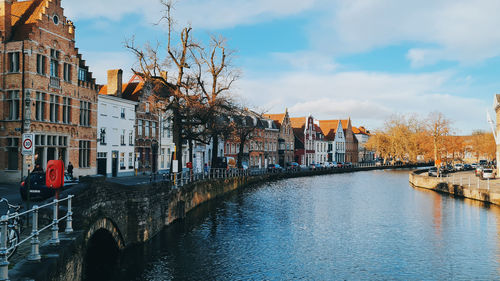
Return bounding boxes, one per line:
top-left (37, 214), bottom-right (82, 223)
top-left (0, 0), bottom-right (374, 183)
top-left (96, 70), bottom-right (374, 177)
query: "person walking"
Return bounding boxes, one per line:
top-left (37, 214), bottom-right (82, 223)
top-left (67, 162), bottom-right (74, 178)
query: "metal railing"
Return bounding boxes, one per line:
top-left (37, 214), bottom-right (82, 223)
top-left (0, 195), bottom-right (73, 281)
top-left (145, 162), bottom-right (411, 189)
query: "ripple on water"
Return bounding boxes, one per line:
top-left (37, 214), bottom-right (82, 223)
top-left (129, 170), bottom-right (500, 281)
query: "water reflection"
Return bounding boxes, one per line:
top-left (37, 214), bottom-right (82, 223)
top-left (114, 170), bottom-right (500, 280)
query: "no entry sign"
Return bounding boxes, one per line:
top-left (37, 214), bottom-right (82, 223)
top-left (22, 133), bottom-right (35, 156)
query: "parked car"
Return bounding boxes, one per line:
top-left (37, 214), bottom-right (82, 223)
top-left (471, 163), bottom-right (478, 169)
top-left (481, 168), bottom-right (495, 180)
top-left (344, 162), bottom-right (353, 168)
top-left (428, 167), bottom-right (438, 177)
top-left (463, 164), bottom-right (472, 170)
top-left (479, 160), bottom-right (488, 167)
top-left (454, 163), bottom-right (464, 171)
top-left (20, 172), bottom-right (79, 201)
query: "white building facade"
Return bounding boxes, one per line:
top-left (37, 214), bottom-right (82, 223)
top-left (333, 121), bottom-right (346, 163)
top-left (97, 95), bottom-right (138, 177)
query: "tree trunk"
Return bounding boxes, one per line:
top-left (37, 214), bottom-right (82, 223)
top-left (188, 139), bottom-right (193, 164)
top-left (237, 136), bottom-right (247, 168)
top-left (211, 133), bottom-right (219, 168)
top-left (172, 108), bottom-right (183, 172)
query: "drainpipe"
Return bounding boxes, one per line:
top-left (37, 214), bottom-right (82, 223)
top-left (20, 40), bottom-right (25, 180)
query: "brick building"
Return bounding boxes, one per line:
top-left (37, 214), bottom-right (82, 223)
top-left (290, 115), bottom-right (317, 166)
top-left (264, 109), bottom-right (294, 167)
top-left (0, 0), bottom-right (98, 183)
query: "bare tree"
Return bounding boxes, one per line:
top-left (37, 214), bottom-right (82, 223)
top-left (427, 112), bottom-right (451, 166)
top-left (192, 35), bottom-right (240, 167)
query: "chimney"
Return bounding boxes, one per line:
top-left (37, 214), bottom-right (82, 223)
top-left (0, 0), bottom-right (12, 42)
top-left (107, 69), bottom-right (123, 97)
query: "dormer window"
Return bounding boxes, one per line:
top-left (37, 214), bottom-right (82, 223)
top-left (53, 15), bottom-right (59, 25)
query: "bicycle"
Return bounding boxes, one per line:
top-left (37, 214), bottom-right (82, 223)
top-left (0, 198), bottom-right (23, 259)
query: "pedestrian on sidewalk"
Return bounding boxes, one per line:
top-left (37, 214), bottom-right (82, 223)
top-left (67, 162), bottom-right (74, 178)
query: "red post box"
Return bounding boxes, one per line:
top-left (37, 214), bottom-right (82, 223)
top-left (46, 160), bottom-right (65, 189)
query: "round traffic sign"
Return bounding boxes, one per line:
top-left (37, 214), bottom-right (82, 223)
top-left (23, 138), bottom-right (32, 150)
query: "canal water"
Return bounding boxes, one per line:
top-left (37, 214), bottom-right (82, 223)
top-left (116, 169), bottom-right (500, 280)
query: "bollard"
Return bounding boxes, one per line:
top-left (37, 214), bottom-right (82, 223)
top-left (163, 173), bottom-right (166, 182)
top-left (469, 176), bottom-right (471, 188)
top-left (460, 177), bottom-right (462, 186)
top-left (28, 205), bottom-right (41, 261)
top-left (477, 178), bottom-right (480, 189)
top-left (488, 178), bottom-right (490, 190)
top-left (65, 196), bottom-right (73, 233)
top-left (0, 216), bottom-right (9, 280)
top-left (150, 174), bottom-right (152, 182)
top-left (50, 199), bottom-right (60, 245)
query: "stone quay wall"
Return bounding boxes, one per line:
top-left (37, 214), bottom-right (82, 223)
top-left (409, 170), bottom-right (500, 205)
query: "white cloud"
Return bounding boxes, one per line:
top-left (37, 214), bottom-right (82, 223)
top-left (64, 0), bottom-right (316, 29)
top-left (311, 0), bottom-right (500, 66)
top-left (237, 70), bottom-right (489, 132)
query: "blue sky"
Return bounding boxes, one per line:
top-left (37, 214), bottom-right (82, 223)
top-left (63, 0), bottom-right (500, 134)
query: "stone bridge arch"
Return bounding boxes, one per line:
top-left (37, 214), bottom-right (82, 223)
top-left (83, 217), bottom-right (126, 281)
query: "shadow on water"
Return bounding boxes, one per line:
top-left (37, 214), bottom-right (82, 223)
top-left (110, 190), bottom-right (242, 281)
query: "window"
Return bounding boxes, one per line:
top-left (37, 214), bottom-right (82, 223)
top-left (6, 91), bottom-right (20, 120)
top-left (79, 101), bottom-right (90, 126)
top-left (63, 63), bottom-right (71, 82)
top-left (145, 121), bottom-right (150, 137)
top-left (35, 92), bottom-right (46, 121)
top-left (79, 141), bottom-right (90, 168)
top-left (129, 130), bottom-right (133, 145)
top-left (78, 68), bottom-right (87, 82)
top-left (49, 95), bottom-right (59, 122)
top-left (62, 97), bottom-right (70, 124)
top-left (152, 122), bottom-right (156, 137)
top-left (137, 120), bottom-right (143, 136)
top-left (145, 103), bottom-right (150, 113)
top-left (6, 138), bottom-right (19, 170)
top-left (37, 54), bottom-right (46, 75)
top-left (50, 49), bottom-right (59, 77)
top-left (120, 129), bottom-right (125, 145)
top-left (129, 152), bottom-right (133, 169)
top-left (120, 152), bottom-right (125, 169)
top-left (8, 52), bottom-right (20, 72)
top-left (120, 108), bottom-right (125, 119)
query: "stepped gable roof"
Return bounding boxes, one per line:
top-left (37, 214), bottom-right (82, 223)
top-left (11, 0), bottom-right (50, 41)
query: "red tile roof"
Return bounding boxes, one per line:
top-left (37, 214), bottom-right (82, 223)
top-left (290, 117), bottom-right (306, 129)
top-left (11, 0), bottom-right (47, 41)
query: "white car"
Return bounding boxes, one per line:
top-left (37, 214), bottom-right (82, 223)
top-left (481, 168), bottom-right (495, 180)
top-left (454, 163), bottom-right (464, 171)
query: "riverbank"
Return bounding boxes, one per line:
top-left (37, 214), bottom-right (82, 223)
top-left (409, 170), bottom-right (500, 205)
